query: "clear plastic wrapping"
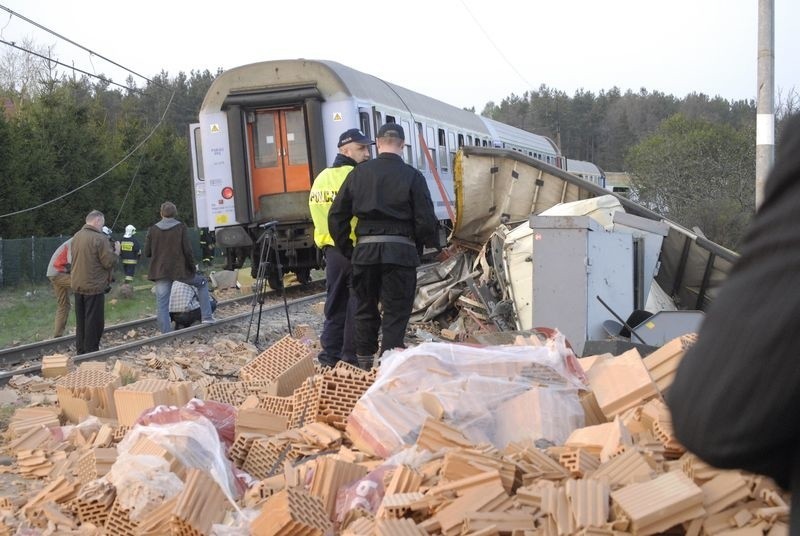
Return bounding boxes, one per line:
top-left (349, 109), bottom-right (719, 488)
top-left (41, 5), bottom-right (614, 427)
top-left (346, 337), bottom-right (586, 458)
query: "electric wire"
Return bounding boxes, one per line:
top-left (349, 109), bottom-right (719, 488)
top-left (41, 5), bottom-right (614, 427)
top-left (108, 154), bottom-right (145, 232)
top-left (0, 5), bottom-right (208, 117)
top-left (0, 3), bottom-right (154, 86)
top-left (0, 37), bottom-right (137, 92)
top-left (0, 90), bottom-right (176, 219)
top-left (457, 0), bottom-right (536, 90)
top-left (0, 7), bottom-right (202, 221)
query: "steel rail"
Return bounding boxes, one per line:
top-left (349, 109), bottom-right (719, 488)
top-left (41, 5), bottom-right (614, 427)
top-left (0, 292), bottom-right (264, 368)
top-left (0, 291), bottom-right (326, 386)
top-left (0, 280), bottom-right (325, 367)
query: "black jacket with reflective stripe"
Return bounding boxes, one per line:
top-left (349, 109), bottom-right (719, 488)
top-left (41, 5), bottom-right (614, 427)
top-left (329, 152), bottom-right (437, 267)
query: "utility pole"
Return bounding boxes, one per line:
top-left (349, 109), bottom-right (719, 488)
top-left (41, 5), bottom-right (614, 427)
top-left (756, 0), bottom-right (775, 209)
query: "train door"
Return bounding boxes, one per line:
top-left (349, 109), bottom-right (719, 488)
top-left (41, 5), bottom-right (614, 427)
top-left (359, 107), bottom-right (377, 158)
top-left (245, 107), bottom-right (311, 217)
top-left (188, 123), bottom-right (209, 228)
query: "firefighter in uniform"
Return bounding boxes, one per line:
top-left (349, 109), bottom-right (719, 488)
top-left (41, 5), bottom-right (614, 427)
top-left (200, 228), bottom-right (215, 266)
top-left (120, 225), bottom-right (141, 283)
top-left (329, 123), bottom-right (438, 370)
top-left (309, 128), bottom-right (373, 367)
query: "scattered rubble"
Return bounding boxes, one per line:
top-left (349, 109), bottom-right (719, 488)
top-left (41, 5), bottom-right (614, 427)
top-left (0, 317), bottom-right (791, 534)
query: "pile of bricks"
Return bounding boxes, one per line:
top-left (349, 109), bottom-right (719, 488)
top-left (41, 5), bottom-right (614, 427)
top-left (0, 331), bottom-right (791, 535)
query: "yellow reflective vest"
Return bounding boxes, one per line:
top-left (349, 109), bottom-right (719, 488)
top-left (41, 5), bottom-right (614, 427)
top-left (309, 165), bottom-right (357, 248)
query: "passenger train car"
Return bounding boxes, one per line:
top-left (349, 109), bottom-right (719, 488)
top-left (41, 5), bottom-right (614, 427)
top-left (189, 59), bottom-right (591, 286)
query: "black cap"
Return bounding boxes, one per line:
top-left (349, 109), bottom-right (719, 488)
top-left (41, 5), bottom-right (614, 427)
top-left (337, 128), bottom-right (374, 148)
top-left (378, 123), bottom-right (405, 141)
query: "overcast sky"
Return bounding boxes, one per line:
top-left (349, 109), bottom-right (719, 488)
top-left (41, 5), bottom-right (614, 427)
top-left (2, 0), bottom-right (798, 111)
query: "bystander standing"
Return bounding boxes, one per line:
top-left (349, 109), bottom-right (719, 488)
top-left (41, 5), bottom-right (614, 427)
top-left (46, 237), bottom-right (73, 338)
top-left (144, 201), bottom-right (215, 333)
top-left (70, 211), bottom-right (119, 354)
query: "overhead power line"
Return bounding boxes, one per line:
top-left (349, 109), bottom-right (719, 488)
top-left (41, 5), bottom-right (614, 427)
top-left (0, 37), bottom-right (137, 92)
top-left (0, 3), bottom-right (154, 86)
top-left (0, 90), bottom-right (176, 219)
top-left (457, 0), bottom-right (536, 91)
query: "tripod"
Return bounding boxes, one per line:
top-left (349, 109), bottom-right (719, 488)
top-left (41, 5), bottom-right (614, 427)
top-left (247, 221), bottom-right (293, 345)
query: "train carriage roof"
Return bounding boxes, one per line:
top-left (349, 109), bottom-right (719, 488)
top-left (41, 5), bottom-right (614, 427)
top-left (565, 158), bottom-right (603, 175)
top-left (201, 59), bottom-right (490, 133)
top-left (480, 117), bottom-right (560, 155)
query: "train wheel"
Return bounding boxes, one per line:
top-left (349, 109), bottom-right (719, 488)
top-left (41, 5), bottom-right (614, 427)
top-left (295, 268), bottom-right (312, 285)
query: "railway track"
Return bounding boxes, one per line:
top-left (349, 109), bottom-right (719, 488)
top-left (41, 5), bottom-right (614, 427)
top-left (0, 280), bottom-right (325, 384)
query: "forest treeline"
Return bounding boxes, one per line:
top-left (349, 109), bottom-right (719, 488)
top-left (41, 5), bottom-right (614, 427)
top-left (1, 43), bottom-right (797, 248)
top-left (482, 86), bottom-right (796, 248)
top-left (0, 40), bottom-right (217, 239)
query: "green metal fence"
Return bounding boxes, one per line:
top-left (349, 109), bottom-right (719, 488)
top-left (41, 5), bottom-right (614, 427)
top-left (0, 229), bottom-right (205, 287)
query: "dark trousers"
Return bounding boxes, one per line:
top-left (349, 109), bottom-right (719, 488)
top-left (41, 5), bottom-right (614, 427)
top-left (352, 263), bottom-right (417, 356)
top-left (75, 292), bottom-right (105, 354)
top-left (122, 263), bottom-right (137, 282)
top-left (318, 247), bottom-right (357, 366)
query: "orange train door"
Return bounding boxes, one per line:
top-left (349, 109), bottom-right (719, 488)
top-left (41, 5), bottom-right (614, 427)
top-left (246, 107), bottom-right (311, 215)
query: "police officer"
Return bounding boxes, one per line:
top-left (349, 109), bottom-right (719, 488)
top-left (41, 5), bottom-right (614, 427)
top-left (120, 225), bottom-right (141, 283)
top-left (329, 123), bottom-right (438, 370)
top-left (309, 128), bottom-right (373, 367)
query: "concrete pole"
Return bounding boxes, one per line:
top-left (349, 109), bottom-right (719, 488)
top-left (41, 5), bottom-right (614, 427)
top-left (756, 0), bottom-right (775, 209)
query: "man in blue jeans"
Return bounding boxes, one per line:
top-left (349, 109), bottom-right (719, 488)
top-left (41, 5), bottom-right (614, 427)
top-left (144, 201), bottom-right (214, 332)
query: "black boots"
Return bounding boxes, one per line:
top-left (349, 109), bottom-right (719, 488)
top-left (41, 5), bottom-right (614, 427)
top-left (356, 354), bottom-right (374, 371)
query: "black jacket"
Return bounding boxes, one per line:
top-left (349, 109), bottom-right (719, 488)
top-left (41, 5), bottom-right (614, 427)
top-left (668, 115), bottom-right (800, 534)
top-left (328, 152), bottom-right (438, 267)
top-left (144, 218), bottom-right (196, 282)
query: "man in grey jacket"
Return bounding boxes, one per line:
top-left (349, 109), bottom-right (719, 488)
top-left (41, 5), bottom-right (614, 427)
top-left (144, 201), bottom-right (214, 332)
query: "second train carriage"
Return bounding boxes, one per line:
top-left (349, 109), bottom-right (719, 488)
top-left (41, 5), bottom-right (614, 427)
top-left (190, 59), bottom-right (579, 285)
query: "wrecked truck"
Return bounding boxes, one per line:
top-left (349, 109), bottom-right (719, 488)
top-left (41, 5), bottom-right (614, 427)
top-left (412, 146), bottom-right (738, 356)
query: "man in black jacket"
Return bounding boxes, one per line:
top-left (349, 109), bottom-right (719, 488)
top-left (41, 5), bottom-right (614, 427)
top-left (668, 115), bottom-right (800, 534)
top-left (329, 123), bottom-right (438, 369)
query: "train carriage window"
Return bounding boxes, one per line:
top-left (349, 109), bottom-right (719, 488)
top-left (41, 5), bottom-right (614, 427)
top-left (253, 112), bottom-right (278, 168)
top-left (482, 139), bottom-right (488, 147)
top-left (193, 126), bottom-right (205, 180)
top-left (284, 110), bottom-right (308, 166)
top-left (386, 115), bottom-right (396, 124)
top-left (457, 133), bottom-right (464, 148)
top-left (360, 111), bottom-right (375, 158)
top-left (437, 128), bottom-right (448, 172)
top-left (374, 111), bottom-right (382, 127)
top-left (359, 112), bottom-right (372, 139)
top-left (426, 126), bottom-right (437, 171)
top-left (402, 120), bottom-right (412, 164)
top-left (467, 134), bottom-right (473, 145)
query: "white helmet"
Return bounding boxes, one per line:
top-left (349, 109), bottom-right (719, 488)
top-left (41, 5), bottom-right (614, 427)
top-left (124, 225), bottom-right (136, 238)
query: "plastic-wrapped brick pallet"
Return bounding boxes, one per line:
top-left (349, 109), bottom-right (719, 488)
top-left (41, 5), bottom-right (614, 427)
top-left (346, 335), bottom-right (586, 458)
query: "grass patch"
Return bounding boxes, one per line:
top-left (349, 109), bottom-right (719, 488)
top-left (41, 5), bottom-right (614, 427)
top-left (0, 260), bottom-right (235, 348)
